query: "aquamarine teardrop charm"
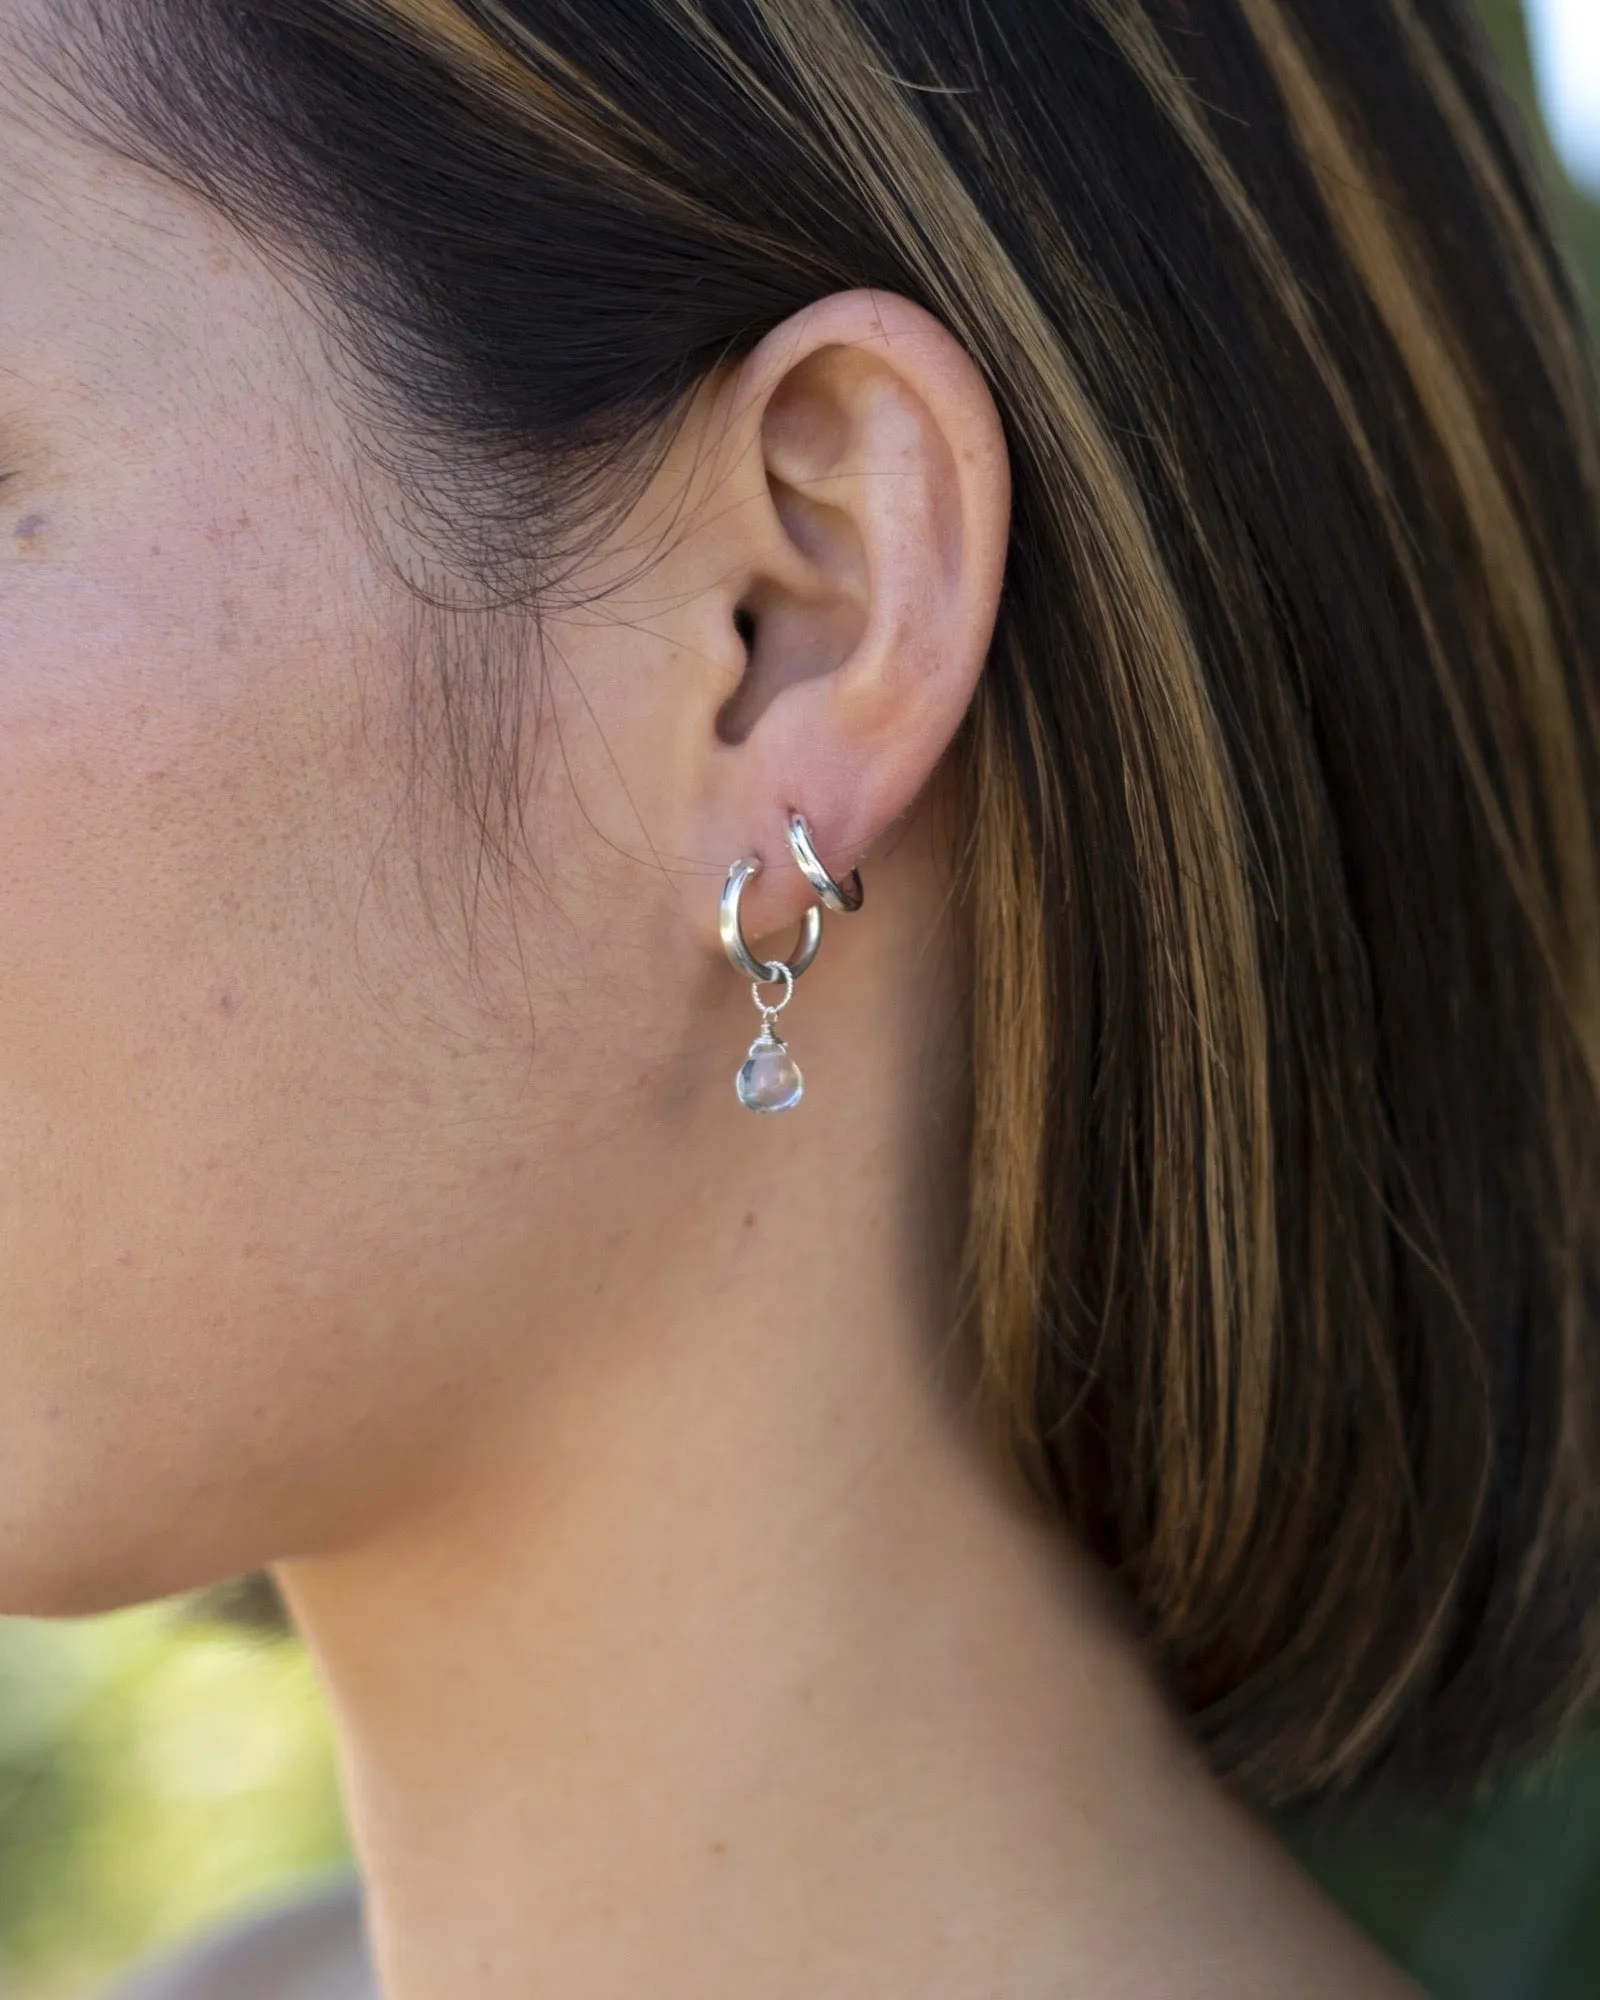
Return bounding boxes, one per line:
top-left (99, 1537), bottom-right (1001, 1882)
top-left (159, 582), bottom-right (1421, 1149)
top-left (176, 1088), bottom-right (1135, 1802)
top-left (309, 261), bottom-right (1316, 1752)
top-left (737, 1022), bottom-right (804, 1113)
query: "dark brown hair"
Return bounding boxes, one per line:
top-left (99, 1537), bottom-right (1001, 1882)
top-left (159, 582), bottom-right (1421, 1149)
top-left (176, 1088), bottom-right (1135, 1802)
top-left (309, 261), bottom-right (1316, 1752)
top-left (34, 0), bottom-right (1600, 1801)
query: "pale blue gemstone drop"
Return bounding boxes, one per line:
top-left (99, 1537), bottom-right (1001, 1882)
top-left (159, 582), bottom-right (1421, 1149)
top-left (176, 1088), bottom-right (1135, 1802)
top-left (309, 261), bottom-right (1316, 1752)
top-left (737, 1026), bottom-right (804, 1113)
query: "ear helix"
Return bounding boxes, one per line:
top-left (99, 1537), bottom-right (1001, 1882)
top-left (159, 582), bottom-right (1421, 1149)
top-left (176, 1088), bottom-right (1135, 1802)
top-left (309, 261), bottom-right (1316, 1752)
top-left (718, 814), bottom-right (864, 1113)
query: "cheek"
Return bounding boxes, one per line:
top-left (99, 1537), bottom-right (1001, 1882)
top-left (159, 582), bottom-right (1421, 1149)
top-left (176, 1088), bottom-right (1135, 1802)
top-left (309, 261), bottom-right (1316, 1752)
top-left (0, 502), bottom-right (483, 1609)
top-left (0, 465), bottom-right (684, 1611)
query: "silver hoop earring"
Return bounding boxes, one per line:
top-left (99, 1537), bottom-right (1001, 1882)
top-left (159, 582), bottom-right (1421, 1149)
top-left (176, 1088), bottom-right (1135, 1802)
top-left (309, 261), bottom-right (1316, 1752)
top-left (786, 812), bottom-right (864, 913)
top-left (720, 857), bottom-right (821, 1113)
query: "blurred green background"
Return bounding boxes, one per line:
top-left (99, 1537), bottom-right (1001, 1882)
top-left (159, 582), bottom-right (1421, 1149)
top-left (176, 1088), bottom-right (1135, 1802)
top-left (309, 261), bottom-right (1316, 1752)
top-left (3, 2), bottom-right (1600, 1995)
top-left (0, 1595), bottom-right (346, 1996)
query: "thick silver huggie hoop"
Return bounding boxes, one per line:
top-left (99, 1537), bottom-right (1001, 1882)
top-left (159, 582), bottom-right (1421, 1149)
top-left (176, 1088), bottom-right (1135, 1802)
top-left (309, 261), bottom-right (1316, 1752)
top-left (720, 858), bottom-right (819, 1113)
top-left (786, 812), bottom-right (863, 914)
top-left (719, 858), bottom-right (822, 982)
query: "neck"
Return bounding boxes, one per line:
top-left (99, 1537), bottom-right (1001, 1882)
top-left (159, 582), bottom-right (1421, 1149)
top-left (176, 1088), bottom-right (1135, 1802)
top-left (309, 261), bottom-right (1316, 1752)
top-left (279, 1288), bottom-right (1180, 1997)
top-left (273, 811), bottom-right (1394, 2000)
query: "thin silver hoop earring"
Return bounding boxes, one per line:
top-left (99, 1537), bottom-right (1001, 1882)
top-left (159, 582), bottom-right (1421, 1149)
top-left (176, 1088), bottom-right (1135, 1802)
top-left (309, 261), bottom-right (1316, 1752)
top-left (720, 857), bottom-right (821, 1113)
top-left (786, 812), bottom-right (864, 913)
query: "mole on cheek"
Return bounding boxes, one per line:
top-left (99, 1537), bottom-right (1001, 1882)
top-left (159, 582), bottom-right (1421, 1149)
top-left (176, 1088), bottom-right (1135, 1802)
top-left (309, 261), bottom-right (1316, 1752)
top-left (11, 512), bottom-right (47, 551)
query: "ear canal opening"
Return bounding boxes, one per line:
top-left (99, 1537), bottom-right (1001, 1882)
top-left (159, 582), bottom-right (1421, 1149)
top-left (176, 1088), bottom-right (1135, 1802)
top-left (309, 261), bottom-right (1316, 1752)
top-left (717, 603), bottom-right (761, 745)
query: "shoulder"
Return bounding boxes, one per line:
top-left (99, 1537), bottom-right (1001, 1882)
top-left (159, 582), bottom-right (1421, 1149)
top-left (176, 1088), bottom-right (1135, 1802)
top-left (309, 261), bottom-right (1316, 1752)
top-left (109, 1875), bottom-right (374, 2000)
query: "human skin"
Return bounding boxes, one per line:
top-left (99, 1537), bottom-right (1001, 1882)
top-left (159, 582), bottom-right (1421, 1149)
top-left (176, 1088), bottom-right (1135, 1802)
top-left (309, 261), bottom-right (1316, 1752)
top-left (0, 13), bottom-right (1414, 1997)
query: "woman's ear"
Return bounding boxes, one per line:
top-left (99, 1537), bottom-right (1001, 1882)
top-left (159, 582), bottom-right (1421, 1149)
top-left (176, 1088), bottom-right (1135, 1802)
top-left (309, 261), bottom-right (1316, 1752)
top-left (683, 289), bottom-right (1011, 945)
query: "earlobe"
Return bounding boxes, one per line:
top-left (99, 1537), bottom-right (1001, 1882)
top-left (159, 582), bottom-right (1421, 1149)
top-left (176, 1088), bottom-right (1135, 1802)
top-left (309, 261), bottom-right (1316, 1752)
top-left (698, 289), bottom-right (1010, 945)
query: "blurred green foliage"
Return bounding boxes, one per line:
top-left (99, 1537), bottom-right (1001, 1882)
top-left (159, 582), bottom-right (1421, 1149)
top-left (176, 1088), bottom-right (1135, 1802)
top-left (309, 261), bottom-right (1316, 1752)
top-left (2, 4), bottom-right (1599, 1998)
top-left (1478, 0), bottom-right (1600, 314)
top-left (0, 1604), bottom-right (347, 1996)
top-left (1280, 1744), bottom-right (1600, 1998)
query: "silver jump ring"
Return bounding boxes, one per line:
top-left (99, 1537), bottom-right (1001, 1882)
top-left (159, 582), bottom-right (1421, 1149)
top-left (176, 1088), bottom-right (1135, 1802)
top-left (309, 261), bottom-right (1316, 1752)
top-left (751, 962), bottom-right (794, 1016)
top-left (786, 812), bottom-right (863, 914)
top-left (720, 857), bottom-right (822, 983)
